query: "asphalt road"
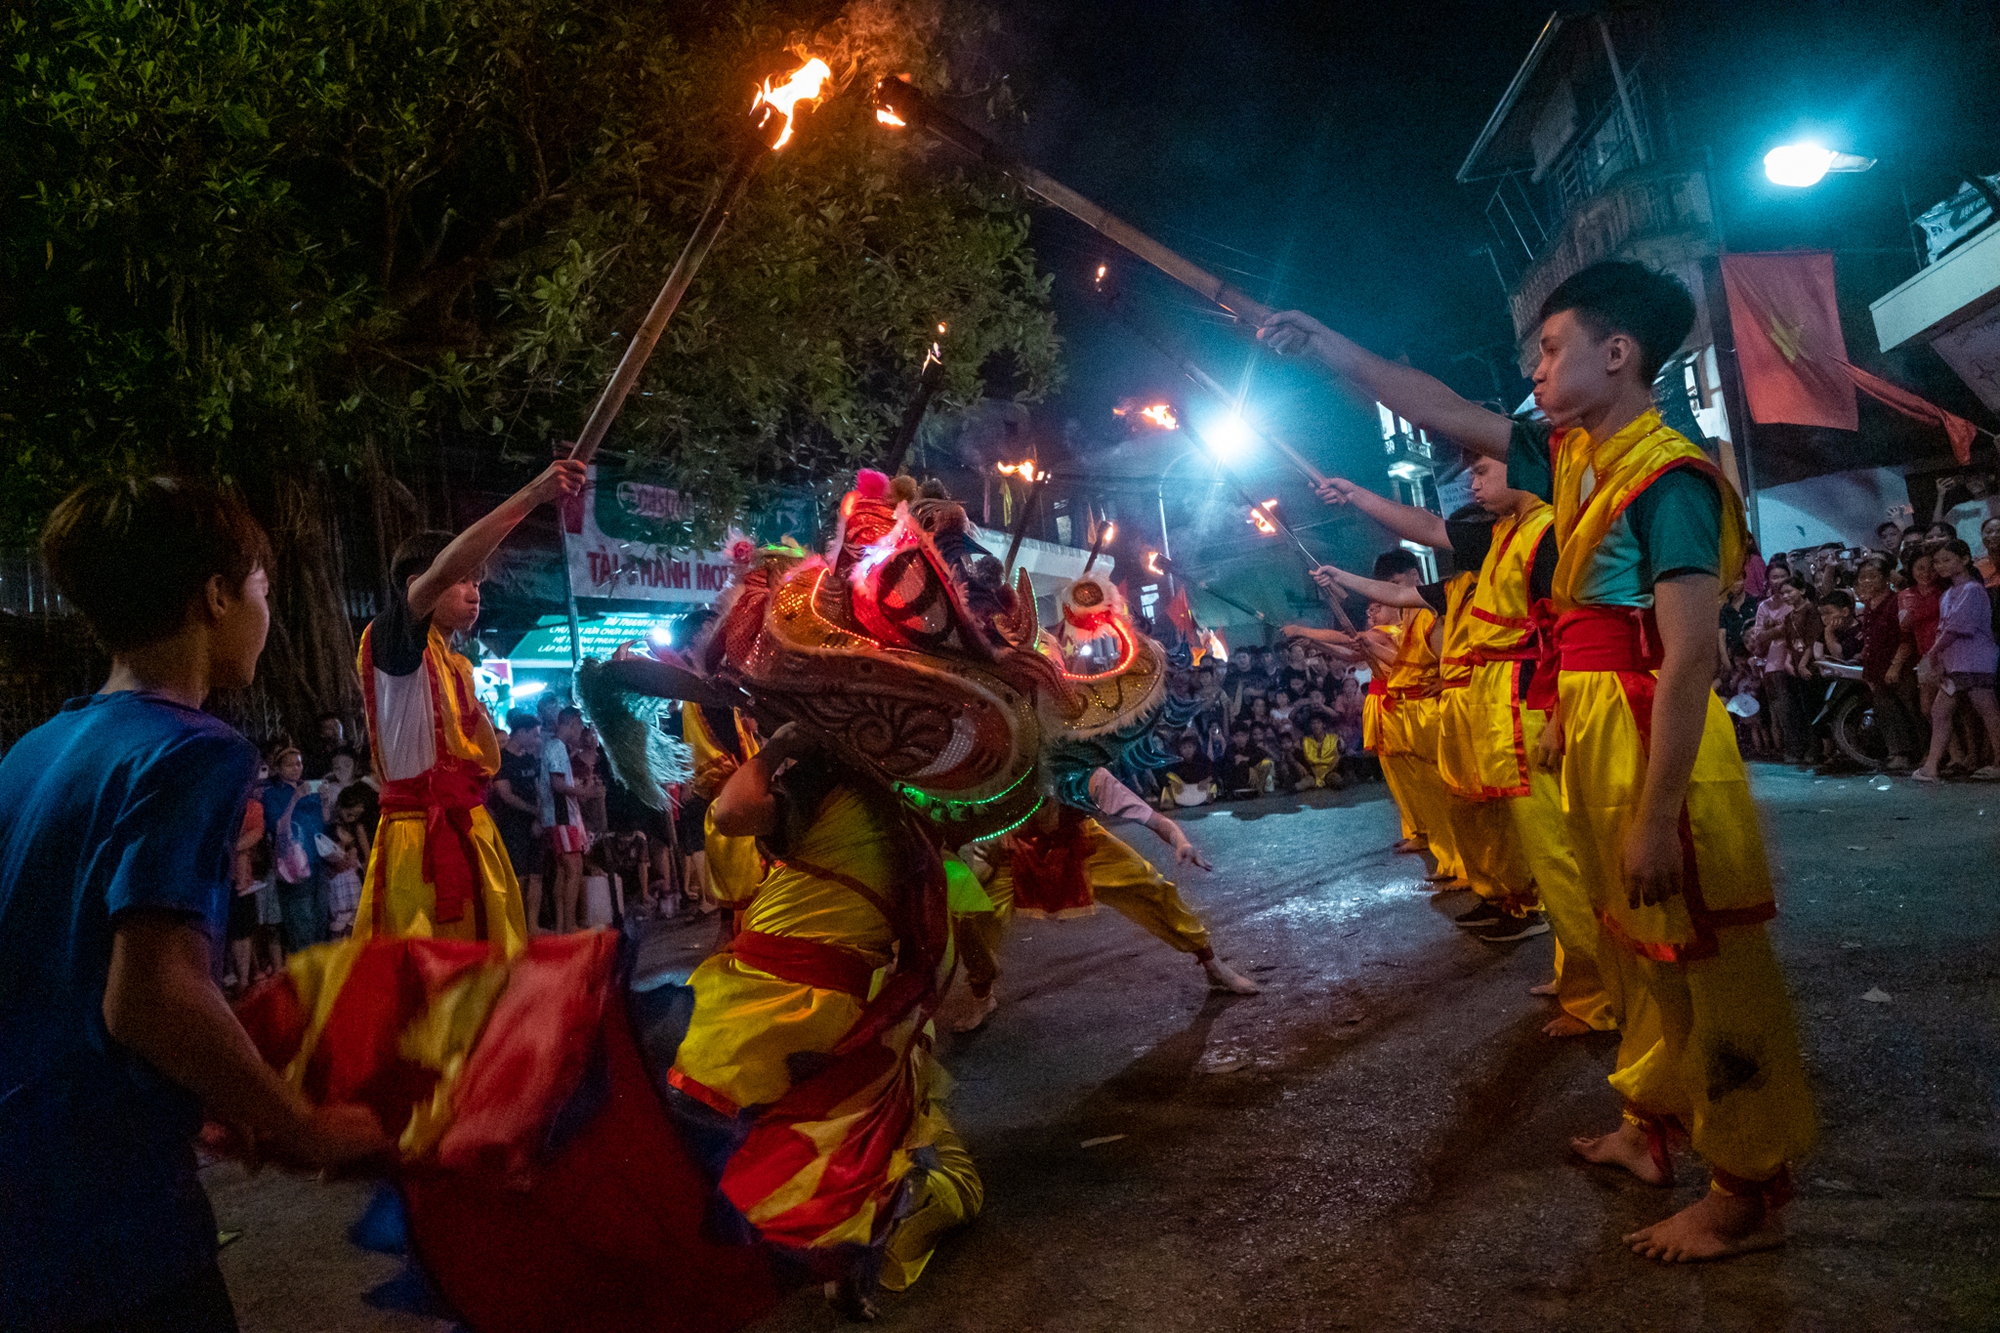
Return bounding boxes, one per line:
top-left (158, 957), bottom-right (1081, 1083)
top-left (204, 764), bottom-right (2000, 1332)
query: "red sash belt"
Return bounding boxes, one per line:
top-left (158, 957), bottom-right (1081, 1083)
top-left (379, 763), bottom-right (490, 924)
top-left (726, 930), bottom-right (881, 998)
top-left (1555, 606), bottom-right (1663, 674)
top-left (1008, 806), bottom-right (1096, 915)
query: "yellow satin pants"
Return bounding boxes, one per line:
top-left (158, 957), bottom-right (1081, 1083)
top-left (353, 807), bottom-right (528, 956)
top-left (1512, 710), bottom-right (1614, 1029)
top-left (1603, 924), bottom-right (1816, 1182)
top-left (958, 821), bottom-right (1211, 995)
top-left (879, 1092), bottom-right (984, 1292)
top-left (1382, 753), bottom-right (1462, 881)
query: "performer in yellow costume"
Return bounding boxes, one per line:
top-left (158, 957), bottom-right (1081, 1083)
top-left (1309, 460), bottom-right (1615, 1027)
top-left (681, 702), bottom-right (766, 911)
top-left (1292, 568), bottom-right (1447, 871)
top-left (953, 765), bottom-right (1258, 1032)
top-left (354, 461), bottom-right (585, 953)
top-left (1261, 259), bottom-right (1813, 1261)
top-left (666, 722), bottom-right (977, 1310)
top-left (1376, 590), bottom-right (1465, 885)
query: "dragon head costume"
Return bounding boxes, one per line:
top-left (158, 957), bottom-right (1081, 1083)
top-left (579, 470), bottom-right (1169, 842)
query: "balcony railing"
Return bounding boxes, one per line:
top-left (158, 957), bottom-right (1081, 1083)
top-left (1507, 168), bottom-right (1717, 340)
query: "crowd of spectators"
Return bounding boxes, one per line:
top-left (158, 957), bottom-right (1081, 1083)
top-left (1725, 513), bottom-right (2000, 783)
top-left (1133, 640), bottom-right (1373, 808)
top-left (220, 699), bottom-right (705, 995)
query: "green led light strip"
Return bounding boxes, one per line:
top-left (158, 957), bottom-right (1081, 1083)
top-left (897, 765), bottom-right (1034, 818)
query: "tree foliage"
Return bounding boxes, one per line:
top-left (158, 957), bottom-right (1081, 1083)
top-left (0, 0), bottom-right (1061, 542)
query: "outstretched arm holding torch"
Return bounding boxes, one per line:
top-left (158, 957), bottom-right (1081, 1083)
top-left (1256, 310), bottom-right (1517, 461)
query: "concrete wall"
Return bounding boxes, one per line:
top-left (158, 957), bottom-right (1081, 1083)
top-left (1755, 465), bottom-right (2000, 555)
top-left (1755, 466), bottom-right (1906, 554)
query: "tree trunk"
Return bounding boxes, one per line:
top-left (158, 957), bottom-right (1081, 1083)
top-left (261, 468), bottom-right (364, 744)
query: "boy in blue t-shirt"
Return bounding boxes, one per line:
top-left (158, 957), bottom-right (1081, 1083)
top-left (0, 477), bottom-right (391, 1330)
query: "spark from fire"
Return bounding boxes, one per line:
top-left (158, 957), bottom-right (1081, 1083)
top-left (996, 459), bottom-right (1044, 483)
top-left (753, 57), bottom-right (833, 150)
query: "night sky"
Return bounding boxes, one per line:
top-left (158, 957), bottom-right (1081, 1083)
top-left (944, 0), bottom-right (2000, 611)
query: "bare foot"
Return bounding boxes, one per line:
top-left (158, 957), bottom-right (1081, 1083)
top-left (1422, 867), bottom-right (1456, 883)
top-left (1527, 979), bottom-right (1559, 996)
top-left (1624, 1188), bottom-right (1784, 1262)
top-left (1204, 959), bottom-right (1261, 994)
top-left (1570, 1120), bottom-right (1671, 1186)
top-left (950, 990), bottom-right (999, 1033)
top-left (1392, 837), bottom-right (1426, 855)
top-left (1542, 1013), bottom-right (1592, 1038)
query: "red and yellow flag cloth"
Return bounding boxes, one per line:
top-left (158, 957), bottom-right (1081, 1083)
top-left (1722, 250), bottom-right (1978, 462)
top-left (228, 934), bottom-right (781, 1333)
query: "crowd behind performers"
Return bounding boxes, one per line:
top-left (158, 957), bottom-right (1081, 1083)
top-left (218, 693), bottom-right (720, 997)
top-left (1725, 515), bottom-right (2000, 780)
top-left (1131, 641), bottom-right (1370, 806)
top-left (1136, 507), bottom-right (2000, 808)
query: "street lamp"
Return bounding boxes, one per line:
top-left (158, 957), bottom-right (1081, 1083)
top-left (1763, 141), bottom-right (1876, 188)
top-left (1194, 411), bottom-right (1254, 463)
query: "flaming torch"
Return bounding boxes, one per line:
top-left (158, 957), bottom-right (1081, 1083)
top-left (873, 77), bottom-right (1274, 328)
top-left (1082, 519), bottom-right (1116, 574)
top-left (568, 56), bottom-right (832, 465)
top-left (995, 459), bottom-right (1048, 579)
top-left (883, 322), bottom-right (948, 475)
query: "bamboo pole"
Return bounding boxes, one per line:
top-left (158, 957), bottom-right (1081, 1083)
top-left (876, 79), bottom-right (1275, 327)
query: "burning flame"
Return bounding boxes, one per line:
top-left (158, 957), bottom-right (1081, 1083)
top-left (1140, 404), bottom-right (1178, 430)
top-left (1247, 499), bottom-right (1279, 535)
top-left (1145, 550), bottom-right (1168, 576)
top-left (876, 107), bottom-right (908, 128)
top-left (920, 320), bottom-right (946, 371)
top-left (753, 57), bottom-right (832, 150)
top-left (1204, 628), bottom-right (1229, 663)
top-left (1092, 520), bottom-right (1117, 546)
top-left (996, 459), bottom-right (1044, 483)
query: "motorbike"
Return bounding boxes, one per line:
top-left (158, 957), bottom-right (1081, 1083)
top-left (1811, 659), bottom-right (1887, 769)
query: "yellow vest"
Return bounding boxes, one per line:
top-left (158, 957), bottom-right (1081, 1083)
top-left (1550, 410), bottom-right (1748, 613)
top-left (1437, 506), bottom-right (1554, 799)
top-left (1375, 607), bottom-right (1438, 758)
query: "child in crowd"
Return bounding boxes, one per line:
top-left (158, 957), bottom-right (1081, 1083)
top-left (1913, 538), bottom-right (2000, 783)
top-left (324, 784), bottom-right (378, 939)
top-left (1220, 726), bottom-right (1274, 798)
top-left (1300, 712), bottom-right (1344, 789)
top-left (1158, 733), bottom-right (1219, 808)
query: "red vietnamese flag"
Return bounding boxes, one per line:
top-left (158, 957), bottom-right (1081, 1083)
top-left (1720, 251), bottom-right (1858, 430)
top-left (1164, 582), bottom-right (1196, 638)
